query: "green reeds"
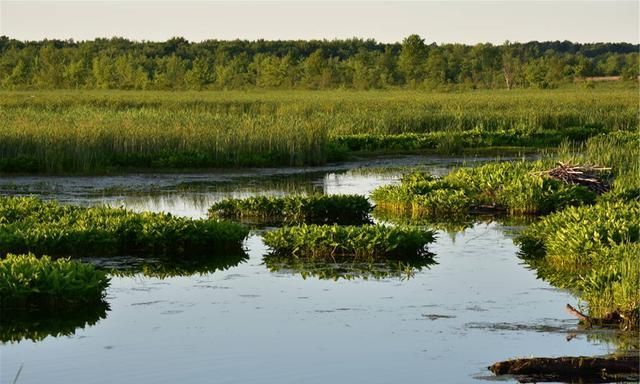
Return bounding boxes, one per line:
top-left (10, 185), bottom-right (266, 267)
top-left (0, 197), bottom-right (249, 257)
top-left (209, 194), bottom-right (372, 225)
top-left (0, 88), bottom-right (637, 173)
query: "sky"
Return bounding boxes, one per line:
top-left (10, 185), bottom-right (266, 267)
top-left (1, 0), bottom-right (638, 44)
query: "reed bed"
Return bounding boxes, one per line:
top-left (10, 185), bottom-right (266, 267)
top-left (0, 253), bottom-right (110, 309)
top-left (262, 224), bottom-right (435, 261)
top-left (333, 126), bottom-right (599, 154)
top-left (209, 194), bottom-right (372, 225)
top-left (0, 88), bottom-right (637, 173)
top-left (0, 197), bottom-right (249, 257)
top-left (517, 201), bottom-right (640, 329)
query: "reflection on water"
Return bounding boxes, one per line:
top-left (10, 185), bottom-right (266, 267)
top-left (0, 303), bottom-right (109, 344)
top-left (103, 253), bottom-right (250, 279)
top-left (0, 153), bottom-right (627, 384)
top-left (263, 254), bottom-right (437, 281)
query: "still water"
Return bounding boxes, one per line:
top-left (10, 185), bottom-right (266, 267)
top-left (0, 155), bottom-right (617, 383)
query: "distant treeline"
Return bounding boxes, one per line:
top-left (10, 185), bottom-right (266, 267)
top-left (1, 35), bottom-right (638, 90)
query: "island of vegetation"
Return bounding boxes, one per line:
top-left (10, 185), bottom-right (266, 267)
top-left (209, 194), bottom-right (372, 225)
top-left (0, 197), bottom-right (249, 257)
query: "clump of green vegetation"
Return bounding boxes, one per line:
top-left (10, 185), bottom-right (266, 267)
top-left (209, 194), bottom-right (372, 225)
top-left (263, 256), bottom-right (435, 281)
top-left (517, 201), bottom-right (640, 329)
top-left (371, 161), bottom-right (596, 216)
top-left (262, 224), bottom-right (435, 261)
top-left (0, 197), bottom-right (249, 257)
top-left (0, 254), bottom-right (110, 309)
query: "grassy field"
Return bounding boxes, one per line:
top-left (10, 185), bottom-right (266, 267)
top-left (0, 87), bottom-right (637, 173)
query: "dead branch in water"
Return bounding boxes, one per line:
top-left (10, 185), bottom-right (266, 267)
top-left (535, 162), bottom-right (612, 194)
top-left (565, 304), bottom-right (625, 328)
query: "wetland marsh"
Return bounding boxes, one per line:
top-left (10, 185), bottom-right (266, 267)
top-left (2, 155), bottom-right (635, 383)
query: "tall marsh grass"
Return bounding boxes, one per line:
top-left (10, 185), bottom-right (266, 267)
top-left (0, 89), bottom-right (637, 173)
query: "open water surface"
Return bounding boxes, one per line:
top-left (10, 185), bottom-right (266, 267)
top-left (0, 155), bottom-right (621, 383)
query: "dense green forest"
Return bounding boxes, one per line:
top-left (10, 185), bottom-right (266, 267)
top-left (1, 35), bottom-right (638, 90)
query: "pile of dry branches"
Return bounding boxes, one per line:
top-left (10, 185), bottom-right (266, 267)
top-left (537, 162), bottom-right (612, 194)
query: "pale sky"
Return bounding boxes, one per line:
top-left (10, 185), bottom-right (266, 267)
top-left (1, 1), bottom-right (638, 44)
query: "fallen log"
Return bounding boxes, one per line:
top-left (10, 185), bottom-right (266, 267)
top-left (565, 303), bottom-right (624, 328)
top-left (489, 355), bottom-right (639, 381)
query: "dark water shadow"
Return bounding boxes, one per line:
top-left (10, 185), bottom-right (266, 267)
top-left (0, 301), bottom-right (109, 344)
top-left (88, 252), bottom-right (250, 279)
top-left (263, 252), bottom-right (437, 281)
top-left (372, 209), bottom-right (537, 237)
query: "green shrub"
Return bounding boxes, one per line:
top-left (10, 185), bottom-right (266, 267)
top-left (209, 194), bottom-right (372, 225)
top-left (0, 197), bottom-right (249, 257)
top-left (0, 254), bottom-right (110, 309)
top-left (262, 224), bottom-right (435, 261)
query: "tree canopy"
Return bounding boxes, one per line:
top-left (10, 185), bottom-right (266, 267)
top-left (0, 35), bottom-right (637, 90)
